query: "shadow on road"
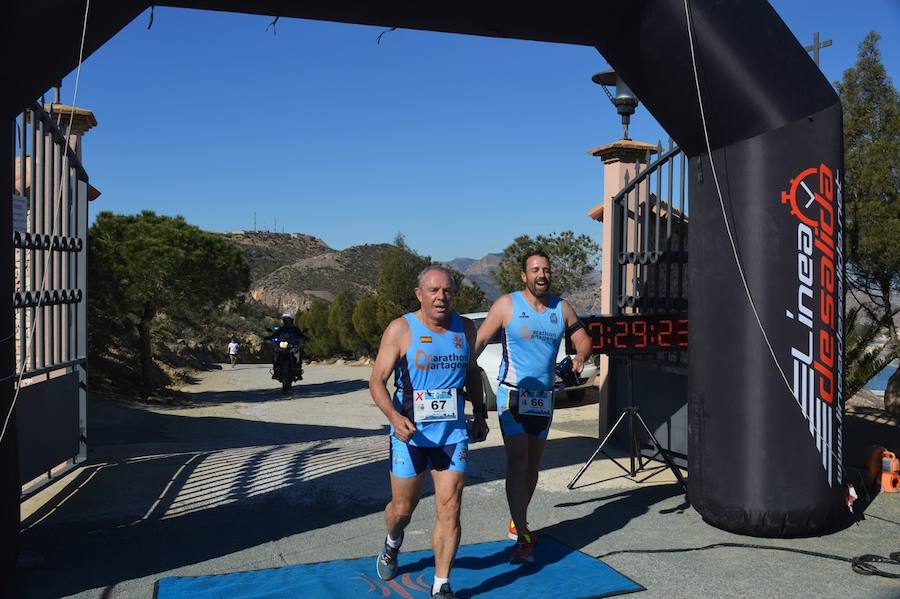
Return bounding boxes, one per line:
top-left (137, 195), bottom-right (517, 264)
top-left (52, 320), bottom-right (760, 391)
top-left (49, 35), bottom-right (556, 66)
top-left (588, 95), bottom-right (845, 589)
top-left (86, 395), bottom-right (385, 450)
top-left (181, 378), bottom-right (370, 405)
top-left (546, 485), bottom-right (684, 553)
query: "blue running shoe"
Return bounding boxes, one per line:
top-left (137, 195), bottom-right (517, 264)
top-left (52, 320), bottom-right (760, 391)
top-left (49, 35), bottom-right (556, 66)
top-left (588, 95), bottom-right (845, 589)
top-left (375, 534), bottom-right (402, 580)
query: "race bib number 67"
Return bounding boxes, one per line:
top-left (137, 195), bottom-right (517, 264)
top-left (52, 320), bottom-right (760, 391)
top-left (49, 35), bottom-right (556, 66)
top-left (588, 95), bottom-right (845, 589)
top-left (414, 388), bottom-right (459, 423)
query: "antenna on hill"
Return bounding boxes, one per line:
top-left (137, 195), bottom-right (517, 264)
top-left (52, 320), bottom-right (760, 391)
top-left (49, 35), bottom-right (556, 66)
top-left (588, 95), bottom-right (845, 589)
top-left (253, 212), bottom-right (257, 231)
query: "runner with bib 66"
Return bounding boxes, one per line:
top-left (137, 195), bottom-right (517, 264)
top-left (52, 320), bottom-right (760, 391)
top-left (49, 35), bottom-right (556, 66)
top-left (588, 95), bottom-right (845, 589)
top-left (474, 250), bottom-right (592, 564)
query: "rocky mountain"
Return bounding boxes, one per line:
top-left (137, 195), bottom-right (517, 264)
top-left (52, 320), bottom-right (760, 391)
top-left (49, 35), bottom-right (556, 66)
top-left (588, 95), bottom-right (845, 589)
top-left (249, 243), bottom-right (394, 313)
top-left (221, 231), bottom-right (332, 281)
top-left (444, 257), bottom-right (477, 273)
top-left (220, 231), bottom-right (392, 314)
top-left (444, 253), bottom-right (504, 301)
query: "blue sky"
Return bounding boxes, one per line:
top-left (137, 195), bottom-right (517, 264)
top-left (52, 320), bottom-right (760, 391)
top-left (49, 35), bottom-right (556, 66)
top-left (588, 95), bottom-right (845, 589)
top-left (59, 1), bottom-right (900, 262)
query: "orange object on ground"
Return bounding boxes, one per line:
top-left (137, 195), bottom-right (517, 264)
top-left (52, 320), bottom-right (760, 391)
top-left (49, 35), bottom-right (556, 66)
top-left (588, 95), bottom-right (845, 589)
top-left (866, 446), bottom-right (885, 482)
top-left (881, 450), bottom-right (900, 493)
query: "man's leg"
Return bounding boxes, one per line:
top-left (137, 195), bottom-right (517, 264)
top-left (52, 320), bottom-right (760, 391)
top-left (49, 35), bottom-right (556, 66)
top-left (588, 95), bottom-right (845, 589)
top-left (385, 473), bottom-right (423, 540)
top-left (376, 473), bottom-right (422, 581)
top-left (503, 433), bottom-right (530, 538)
top-left (378, 439), bottom-right (425, 581)
top-left (525, 434), bottom-right (547, 511)
top-left (430, 468), bottom-right (464, 579)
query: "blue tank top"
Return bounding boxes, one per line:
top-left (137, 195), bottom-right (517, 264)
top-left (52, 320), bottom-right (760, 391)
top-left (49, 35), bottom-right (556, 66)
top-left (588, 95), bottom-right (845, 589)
top-left (393, 312), bottom-right (469, 447)
top-left (499, 292), bottom-right (564, 391)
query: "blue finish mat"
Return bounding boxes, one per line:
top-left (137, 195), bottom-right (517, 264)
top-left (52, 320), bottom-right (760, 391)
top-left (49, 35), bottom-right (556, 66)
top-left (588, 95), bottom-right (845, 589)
top-left (155, 537), bottom-right (643, 598)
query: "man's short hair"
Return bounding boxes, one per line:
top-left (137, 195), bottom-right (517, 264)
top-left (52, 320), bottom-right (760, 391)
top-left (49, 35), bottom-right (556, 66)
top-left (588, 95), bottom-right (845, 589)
top-left (521, 250), bottom-right (551, 272)
top-left (417, 265), bottom-right (457, 292)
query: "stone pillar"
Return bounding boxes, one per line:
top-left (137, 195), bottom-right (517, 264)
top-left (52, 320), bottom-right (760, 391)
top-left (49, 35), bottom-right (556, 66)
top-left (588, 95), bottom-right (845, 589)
top-left (586, 139), bottom-right (658, 437)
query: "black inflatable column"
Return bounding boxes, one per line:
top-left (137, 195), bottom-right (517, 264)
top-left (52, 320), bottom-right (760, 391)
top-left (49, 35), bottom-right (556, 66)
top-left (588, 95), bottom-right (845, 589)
top-left (688, 105), bottom-right (845, 536)
top-left (595, 0), bottom-right (845, 535)
top-left (1, 120), bottom-right (20, 587)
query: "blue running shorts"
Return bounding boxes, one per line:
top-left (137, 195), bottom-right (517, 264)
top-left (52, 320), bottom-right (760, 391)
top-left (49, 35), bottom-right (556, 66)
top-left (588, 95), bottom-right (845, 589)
top-left (389, 436), bottom-right (468, 478)
top-left (497, 384), bottom-right (552, 440)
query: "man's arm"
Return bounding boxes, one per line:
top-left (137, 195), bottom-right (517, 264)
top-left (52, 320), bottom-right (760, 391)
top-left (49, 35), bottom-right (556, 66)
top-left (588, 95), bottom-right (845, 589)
top-left (461, 316), bottom-right (488, 442)
top-left (369, 318), bottom-right (416, 442)
top-left (473, 295), bottom-right (512, 358)
top-left (287, 326), bottom-right (307, 340)
top-left (561, 300), bottom-right (592, 375)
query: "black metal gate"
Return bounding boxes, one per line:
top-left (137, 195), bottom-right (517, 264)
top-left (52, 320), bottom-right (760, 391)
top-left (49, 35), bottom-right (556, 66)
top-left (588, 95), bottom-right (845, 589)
top-left (13, 102), bottom-right (89, 490)
top-left (608, 140), bottom-right (690, 465)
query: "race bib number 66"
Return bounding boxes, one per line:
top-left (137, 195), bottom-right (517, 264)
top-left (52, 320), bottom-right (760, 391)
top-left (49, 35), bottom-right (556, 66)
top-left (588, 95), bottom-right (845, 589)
top-left (519, 389), bottom-right (552, 417)
top-left (414, 388), bottom-right (459, 423)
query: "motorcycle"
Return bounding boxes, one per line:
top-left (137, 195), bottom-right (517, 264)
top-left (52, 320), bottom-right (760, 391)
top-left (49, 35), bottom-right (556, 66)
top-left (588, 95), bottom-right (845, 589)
top-left (270, 328), bottom-right (305, 394)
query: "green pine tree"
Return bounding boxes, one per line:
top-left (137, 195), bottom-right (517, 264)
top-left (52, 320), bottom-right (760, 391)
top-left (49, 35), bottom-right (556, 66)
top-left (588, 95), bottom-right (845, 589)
top-left (88, 211), bottom-right (250, 398)
top-left (837, 31), bottom-right (900, 412)
top-left (297, 300), bottom-right (341, 358)
top-left (329, 289), bottom-right (363, 355)
top-left (494, 231), bottom-right (600, 295)
top-left (352, 292), bottom-right (383, 355)
top-left (446, 268), bottom-right (487, 314)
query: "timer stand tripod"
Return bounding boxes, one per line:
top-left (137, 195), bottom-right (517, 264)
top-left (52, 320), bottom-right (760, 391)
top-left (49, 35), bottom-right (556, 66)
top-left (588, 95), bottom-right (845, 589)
top-left (566, 354), bottom-right (687, 498)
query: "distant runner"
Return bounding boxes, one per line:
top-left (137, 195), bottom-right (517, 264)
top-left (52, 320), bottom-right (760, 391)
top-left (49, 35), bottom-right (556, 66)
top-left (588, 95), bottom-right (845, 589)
top-left (227, 335), bottom-right (239, 368)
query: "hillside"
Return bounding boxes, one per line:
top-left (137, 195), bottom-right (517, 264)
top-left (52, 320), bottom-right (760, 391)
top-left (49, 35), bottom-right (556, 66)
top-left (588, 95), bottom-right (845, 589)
top-left (444, 257), bottom-right (477, 273)
top-left (249, 243), bottom-right (394, 313)
top-left (217, 231), bottom-right (393, 313)
top-left (221, 231), bottom-right (332, 281)
top-left (250, 244), bottom-right (390, 312)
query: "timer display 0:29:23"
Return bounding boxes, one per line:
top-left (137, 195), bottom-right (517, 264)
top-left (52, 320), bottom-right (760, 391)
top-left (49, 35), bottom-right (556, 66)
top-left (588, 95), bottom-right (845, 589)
top-left (583, 315), bottom-right (688, 354)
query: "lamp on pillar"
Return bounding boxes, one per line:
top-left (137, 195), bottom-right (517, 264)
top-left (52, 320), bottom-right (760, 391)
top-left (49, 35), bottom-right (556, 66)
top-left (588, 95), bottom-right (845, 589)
top-left (592, 70), bottom-right (639, 140)
top-left (585, 69), bottom-right (656, 451)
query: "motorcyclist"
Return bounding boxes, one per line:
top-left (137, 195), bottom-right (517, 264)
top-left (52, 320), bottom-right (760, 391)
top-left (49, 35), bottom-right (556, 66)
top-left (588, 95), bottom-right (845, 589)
top-left (269, 313), bottom-right (308, 380)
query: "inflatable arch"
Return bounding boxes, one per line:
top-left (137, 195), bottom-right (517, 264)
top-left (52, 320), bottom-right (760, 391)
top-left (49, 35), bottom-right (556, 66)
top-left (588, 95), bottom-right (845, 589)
top-left (1, 0), bottom-right (844, 578)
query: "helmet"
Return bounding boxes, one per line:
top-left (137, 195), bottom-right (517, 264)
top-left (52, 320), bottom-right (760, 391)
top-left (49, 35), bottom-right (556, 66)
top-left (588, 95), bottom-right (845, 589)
top-left (281, 312), bottom-right (294, 322)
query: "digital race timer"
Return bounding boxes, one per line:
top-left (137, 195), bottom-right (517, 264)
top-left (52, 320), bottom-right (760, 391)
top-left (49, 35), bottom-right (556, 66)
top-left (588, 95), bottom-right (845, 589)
top-left (581, 314), bottom-right (688, 354)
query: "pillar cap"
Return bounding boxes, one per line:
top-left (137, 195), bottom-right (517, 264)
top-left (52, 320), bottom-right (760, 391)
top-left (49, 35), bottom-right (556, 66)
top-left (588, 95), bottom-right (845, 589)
top-left (40, 103), bottom-right (97, 136)
top-left (586, 203), bottom-right (605, 222)
top-left (588, 138), bottom-right (658, 163)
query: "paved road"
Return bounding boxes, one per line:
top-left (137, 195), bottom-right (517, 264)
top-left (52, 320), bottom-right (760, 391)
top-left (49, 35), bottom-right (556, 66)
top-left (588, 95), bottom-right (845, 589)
top-left (14, 363), bottom-right (900, 598)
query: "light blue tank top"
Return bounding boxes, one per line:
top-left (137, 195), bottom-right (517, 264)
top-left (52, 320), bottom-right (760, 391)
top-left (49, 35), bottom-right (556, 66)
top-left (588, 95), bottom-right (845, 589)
top-left (499, 292), bottom-right (564, 391)
top-left (393, 312), bottom-right (469, 447)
